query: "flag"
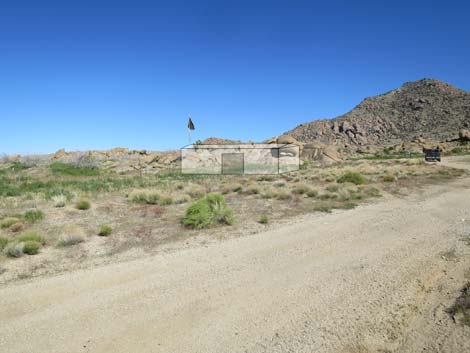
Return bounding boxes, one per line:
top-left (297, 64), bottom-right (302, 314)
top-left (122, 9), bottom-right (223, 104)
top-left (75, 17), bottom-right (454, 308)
top-left (188, 116), bottom-right (195, 130)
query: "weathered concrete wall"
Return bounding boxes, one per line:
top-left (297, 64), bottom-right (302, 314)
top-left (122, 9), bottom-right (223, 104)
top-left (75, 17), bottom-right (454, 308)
top-left (181, 144), bottom-right (299, 174)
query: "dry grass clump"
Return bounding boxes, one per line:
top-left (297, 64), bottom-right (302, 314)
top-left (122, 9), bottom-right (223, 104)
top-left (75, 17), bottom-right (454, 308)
top-left (0, 217), bottom-right (20, 229)
top-left (58, 225), bottom-right (85, 246)
top-left (58, 234), bottom-right (84, 247)
top-left (291, 183), bottom-right (310, 195)
top-left (9, 222), bottom-right (24, 233)
top-left (51, 194), bottom-right (67, 207)
top-left (260, 188), bottom-right (276, 199)
top-left (275, 191), bottom-right (292, 200)
top-left (76, 199), bottom-right (91, 210)
top-left (383, 174), bottom-right (396, 182)
top-left (306, 189), bottom-right (318, 198)
top-left (129, 190), bottom-right (173, 206)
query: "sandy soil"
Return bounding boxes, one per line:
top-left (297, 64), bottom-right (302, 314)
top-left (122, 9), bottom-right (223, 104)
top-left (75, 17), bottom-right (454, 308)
top-left (1, 157), bottom-right (470, 353)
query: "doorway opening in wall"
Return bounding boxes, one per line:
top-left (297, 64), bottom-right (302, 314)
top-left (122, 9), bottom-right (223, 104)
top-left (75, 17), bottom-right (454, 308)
top-left (222, 153), bottom-right (244, 175)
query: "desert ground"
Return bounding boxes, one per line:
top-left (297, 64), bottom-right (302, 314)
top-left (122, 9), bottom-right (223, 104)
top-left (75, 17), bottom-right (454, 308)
top-left (0, 156), bottom-right (470, 352)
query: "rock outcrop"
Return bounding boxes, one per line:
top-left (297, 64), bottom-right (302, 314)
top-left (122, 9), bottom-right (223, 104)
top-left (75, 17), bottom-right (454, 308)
top-left (285, 79), bottom-right (470, 150)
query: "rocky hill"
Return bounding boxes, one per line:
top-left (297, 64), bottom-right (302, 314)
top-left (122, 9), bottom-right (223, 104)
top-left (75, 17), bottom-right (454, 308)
top-left (285, 79), bottom-right (470, 149)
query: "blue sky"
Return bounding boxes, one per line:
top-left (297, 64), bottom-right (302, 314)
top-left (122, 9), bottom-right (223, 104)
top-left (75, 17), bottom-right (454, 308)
top-left (1, 0), bottom-right (469, 154)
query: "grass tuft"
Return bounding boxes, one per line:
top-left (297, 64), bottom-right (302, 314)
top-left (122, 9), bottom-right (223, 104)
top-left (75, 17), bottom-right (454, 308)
top-left (23, 241), bottom-right (41, 255)
top-left (337, 172), bottom-right (366, 185)
top-left (76, 199), bottom-right (91, 210)
top-left (24, 210), bottom-right (44, 223)
top-left (182, 193), bottom-right (234, 229)
top-left (98, 224), bottom-right (112, 237)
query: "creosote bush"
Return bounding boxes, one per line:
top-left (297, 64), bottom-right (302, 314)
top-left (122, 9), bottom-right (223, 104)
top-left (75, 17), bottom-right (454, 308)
top-left (182, 193), bottom-right (234, 229)
top-left (99, 224), bottom-right (112, 237)
top-left (76, 199), bottom-right (91, 210)
top-left (337, 172), bottom-right (366, 185)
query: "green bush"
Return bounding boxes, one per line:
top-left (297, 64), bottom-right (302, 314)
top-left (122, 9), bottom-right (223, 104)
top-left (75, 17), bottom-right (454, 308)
top-left (259, 215), bottom-right (269, 224)
top-left (17, 233), bottom-right (46, 245)
top-left (23, 241), bottom-right (41, 255)
top-left (24, 210), bottom-right (44, 223)
top-left (0, 237), bottom-right (9, 250)
top-left (76, 199), bottom-right (91, 210)
top-left (98, 224), bottom-right (112, 237)
top-left (337, 172), bottom-right (366, 185)
top-left (50, 162), bottom-right (99, 176)
top-left (382, 175), bottom-right (396, 182)
top-left (182, 193), bottom-right (234, 229)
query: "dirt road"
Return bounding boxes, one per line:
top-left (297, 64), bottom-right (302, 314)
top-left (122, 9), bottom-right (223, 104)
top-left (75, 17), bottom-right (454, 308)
top-left (1, 158), bottom-right (470, 353)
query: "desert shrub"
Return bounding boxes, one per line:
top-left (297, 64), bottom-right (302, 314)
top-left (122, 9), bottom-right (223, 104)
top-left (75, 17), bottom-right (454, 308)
top-left (276, 191), bottom-right (292, 200)
top-left (174, 194), bottom-right (191, 204)
top-left (364, 187), bottom-right (381, 197)
top-left (291, 183), bottom-right (309, 195)
top-left (246, 186), bottom-right (260, 195)
top-left (319, 193), bottom-right (337, 200)
top-left (182, 193), bottom-right (234, 229)
top-left (259, 215), bottom-right (269, 224)
top-left (336, 202), bottom-right (358, 210)
top-left (50, 162), bottom-right (99, 176)
top-left (23, 241), bottom-right (41, 255)
top-left (17, 233), bottom-right (46, 245)
top-left (24, 210), bottom-right (44, 223)
top-left (187, 187), bottom-right (205, 199)
top-left (0, 237), bottom-right (9, 250)
top-left (9, 222), bottom-right (24, 233)
top-left (337, 172), bottom-right (366, 185)
top-left (260, 189), bottom-right (276, 199)
top-left (76, 199), bottom-right (91, 210)
top-left (4, 242), bottom-right (24, 258)
top-left (274, 181), bottom-right (285, 188)
top-left (257, 175), bottom-right (274, 182)
top-left (232, 185), bottom-right (243, 193)
top-left (313, 204), bottom-right (332, 213)
top-left (448, 282), bottom-right (470, 326)
top-left (158, 195), bottom-right (173, 205)
top-left (326, 184), bottom-right (339, 192)
top-left (0, 217), bottom-right (20, 229)
top-left (51, 194), bottom-right (67, 207)
top-left (98, 224), bottom-right (112, 237)
top-left (306, 189), bottom-right (319, 198)
top-left (383, 175), bottom-right (396, 182)
top-left (58, 234), bottom-right (84, 247)
top-left (9, 162), bottom-right (31, 171)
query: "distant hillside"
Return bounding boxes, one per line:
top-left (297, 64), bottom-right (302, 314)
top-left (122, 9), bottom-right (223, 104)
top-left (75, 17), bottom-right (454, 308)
top-left (285, 79), bottom-right (470, 147)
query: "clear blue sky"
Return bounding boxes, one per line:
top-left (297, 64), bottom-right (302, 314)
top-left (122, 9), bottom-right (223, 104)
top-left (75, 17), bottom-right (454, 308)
top-left (1, 0), bottom-right (469, 154)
